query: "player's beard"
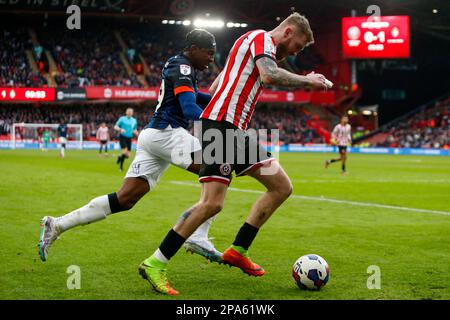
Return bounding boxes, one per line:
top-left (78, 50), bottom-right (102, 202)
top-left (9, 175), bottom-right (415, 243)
top-left (275, 42), bottom-right (288, 61)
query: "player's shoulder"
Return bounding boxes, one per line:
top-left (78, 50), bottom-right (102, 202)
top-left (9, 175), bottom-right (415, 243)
top-left (249, 29), bottom-right (268, 36)
top-left (166, 54), bottom-right (192, 68)
top-left (243, 29), bottom-right (268, 41)
top-left (166, 54), bottom-right (193, 77)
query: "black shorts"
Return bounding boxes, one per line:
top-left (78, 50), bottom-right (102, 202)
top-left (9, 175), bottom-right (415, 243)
top-left (198, 119), bottom-right (274, 185)
top-left (100, 140), bottom-right (107, 145)
top-left (338, 146), bottom-right (347, 153)
top-left (119, 136), bottom-right (132, 151)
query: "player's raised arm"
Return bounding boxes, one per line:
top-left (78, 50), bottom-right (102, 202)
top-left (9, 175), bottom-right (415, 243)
top-left (256, 57), bottom-right (328, 89)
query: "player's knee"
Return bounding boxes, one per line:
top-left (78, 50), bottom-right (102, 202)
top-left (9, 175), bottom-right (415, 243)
top-left (272, 176), bottom-right (293, 200)
top-left (200, 200), bottom-right (223, 216)
top-left (280, 180), bottom-right (293, 200)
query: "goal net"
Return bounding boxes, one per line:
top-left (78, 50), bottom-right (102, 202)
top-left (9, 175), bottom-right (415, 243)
top-left (11, 123), bottom-right (83, 150)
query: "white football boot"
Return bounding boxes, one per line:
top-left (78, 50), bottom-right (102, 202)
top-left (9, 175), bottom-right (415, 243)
top-left (38, 216), bottom-right (60, 262)
top-left (184, 236), bottom-right (223, 264)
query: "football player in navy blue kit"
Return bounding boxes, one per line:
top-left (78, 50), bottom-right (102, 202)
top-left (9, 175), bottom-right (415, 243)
top-left (38, 29), bottom-right (223, 266)
top-left (57, 121), bottom-right (68, 158)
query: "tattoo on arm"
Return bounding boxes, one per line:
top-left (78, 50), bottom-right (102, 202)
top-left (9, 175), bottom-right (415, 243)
top-left (257, 57), bottom-right (311, 88)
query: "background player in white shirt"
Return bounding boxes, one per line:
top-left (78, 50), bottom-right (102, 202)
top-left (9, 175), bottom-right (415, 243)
top-left (96, 122), bottom-right (110, 155)
top-left (325, 116), bottom-right (352, 174)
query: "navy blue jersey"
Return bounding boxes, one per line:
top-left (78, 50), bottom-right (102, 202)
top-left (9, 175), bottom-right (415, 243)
top-left (57, 124), bottom-right (68, 138)
top-left (146, 53), bottom-right (199, 130)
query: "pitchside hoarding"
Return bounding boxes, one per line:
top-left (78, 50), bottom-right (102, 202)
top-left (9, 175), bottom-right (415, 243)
top-left (56, 88), bottom-right (87, 101)
top-left (0, 87), bottom-right (336, 104)
top-left (84, 87), bottom-right (159, 100)
top-left (342, 16), bottom-right (410, 59)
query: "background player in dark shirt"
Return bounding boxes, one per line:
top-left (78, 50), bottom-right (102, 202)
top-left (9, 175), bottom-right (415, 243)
top-left (57, 121), bottom-right (68, 158)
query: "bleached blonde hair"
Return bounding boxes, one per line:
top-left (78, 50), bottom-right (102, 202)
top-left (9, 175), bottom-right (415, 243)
top-left (280, 12), bottom-right (314, 46)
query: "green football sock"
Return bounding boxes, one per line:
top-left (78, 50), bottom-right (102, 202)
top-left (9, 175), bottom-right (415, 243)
top-left (231, 245), bottom-right (249, 257)
top-left (144, 255), bottom-right (167, 269)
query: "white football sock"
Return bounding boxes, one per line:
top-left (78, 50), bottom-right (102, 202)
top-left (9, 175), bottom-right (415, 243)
top-left (56, 195), bottom-right (111, 232)
top-left (61, 147), bottom-right (65, 157)
top-left (188, 216), bottom-right (216, 242)
top-left (153, 249), bottom-right (169, 263)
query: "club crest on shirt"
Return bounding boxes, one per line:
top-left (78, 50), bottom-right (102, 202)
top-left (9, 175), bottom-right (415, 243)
top-left (180, 64), bottom-right (191, 75)
top-left (219, 163), bottom-right (232, 176)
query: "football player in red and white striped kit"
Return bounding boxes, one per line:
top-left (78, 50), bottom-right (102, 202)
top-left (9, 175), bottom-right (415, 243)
top-left (139, 12), bottom-right (332, 295)
top-left (325, 116), bottom-right (352, 174)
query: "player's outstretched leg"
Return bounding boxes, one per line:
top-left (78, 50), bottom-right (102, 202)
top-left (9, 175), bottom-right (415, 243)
top-left (37, 178), bottom-right (149, 261)
top-left (222, 160), bottom-right (292, 276)
top-left (325, 157), bottom-right (341, 168)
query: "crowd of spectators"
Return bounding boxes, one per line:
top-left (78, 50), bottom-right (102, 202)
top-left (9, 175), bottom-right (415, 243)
top-left (374, 101), bottom-right (450, 149)
top-left (1, 24), bottom-right (313, 91)
top-left (121, 27), bottom-right (220, 88)
top-left (0, 29), bottom-right (48, 87)
top-left (40, 26), bottom-right (142, 87)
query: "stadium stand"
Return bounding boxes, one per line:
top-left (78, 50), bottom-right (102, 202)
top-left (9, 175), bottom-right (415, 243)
top-left (359, 96), bottom-right (450, 149)
top-left (0, 29), bottom-right (48, 87)
top-left (39, 26), bottom-right (143, 88)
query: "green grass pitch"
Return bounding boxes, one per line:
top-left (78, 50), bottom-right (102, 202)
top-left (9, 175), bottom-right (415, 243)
top-left (0, 149), bottom-right (449, 300)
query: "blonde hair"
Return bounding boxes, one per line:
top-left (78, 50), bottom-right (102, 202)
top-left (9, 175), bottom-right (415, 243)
top-left (281, 12), bottom-right (314, 45)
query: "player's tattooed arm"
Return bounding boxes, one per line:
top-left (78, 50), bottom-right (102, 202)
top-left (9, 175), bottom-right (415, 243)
top-left (256, 57), bottom-right (327, 89)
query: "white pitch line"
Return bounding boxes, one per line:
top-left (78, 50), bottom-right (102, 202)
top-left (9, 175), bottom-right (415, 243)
top-left (169, 181), bottom-right (450, 217)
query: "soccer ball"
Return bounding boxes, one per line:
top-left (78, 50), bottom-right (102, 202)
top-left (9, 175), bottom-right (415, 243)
top-left (292, 254), bottom-right (330, 290)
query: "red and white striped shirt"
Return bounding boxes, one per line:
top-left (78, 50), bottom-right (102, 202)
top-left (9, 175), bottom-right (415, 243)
top-left (96, 126), bottom-right (109, 141)
top-left (201, 30), bottom-right (277, 130)
top-left (332, 123), bottom-right (352, 146)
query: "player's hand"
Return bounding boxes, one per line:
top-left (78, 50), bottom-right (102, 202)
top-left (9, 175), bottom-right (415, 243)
top-left (306, 72), bottom-right (331, 90)
top-left (121, 129), bottom-right (126, 133)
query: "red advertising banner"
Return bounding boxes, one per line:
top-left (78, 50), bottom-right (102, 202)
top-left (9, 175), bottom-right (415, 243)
top-left (260, 90), bottom-right (335, 104)
top-left (0, 87), bottom-right (336, 105)
top-left (259, 90), bottom-right (309, 103)
top-left (85, 87), bottom-right (159, 100)
top-left (0, 87), bottom-right (55, 102)
top-left (342, 16), bottom-right (410, 59)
